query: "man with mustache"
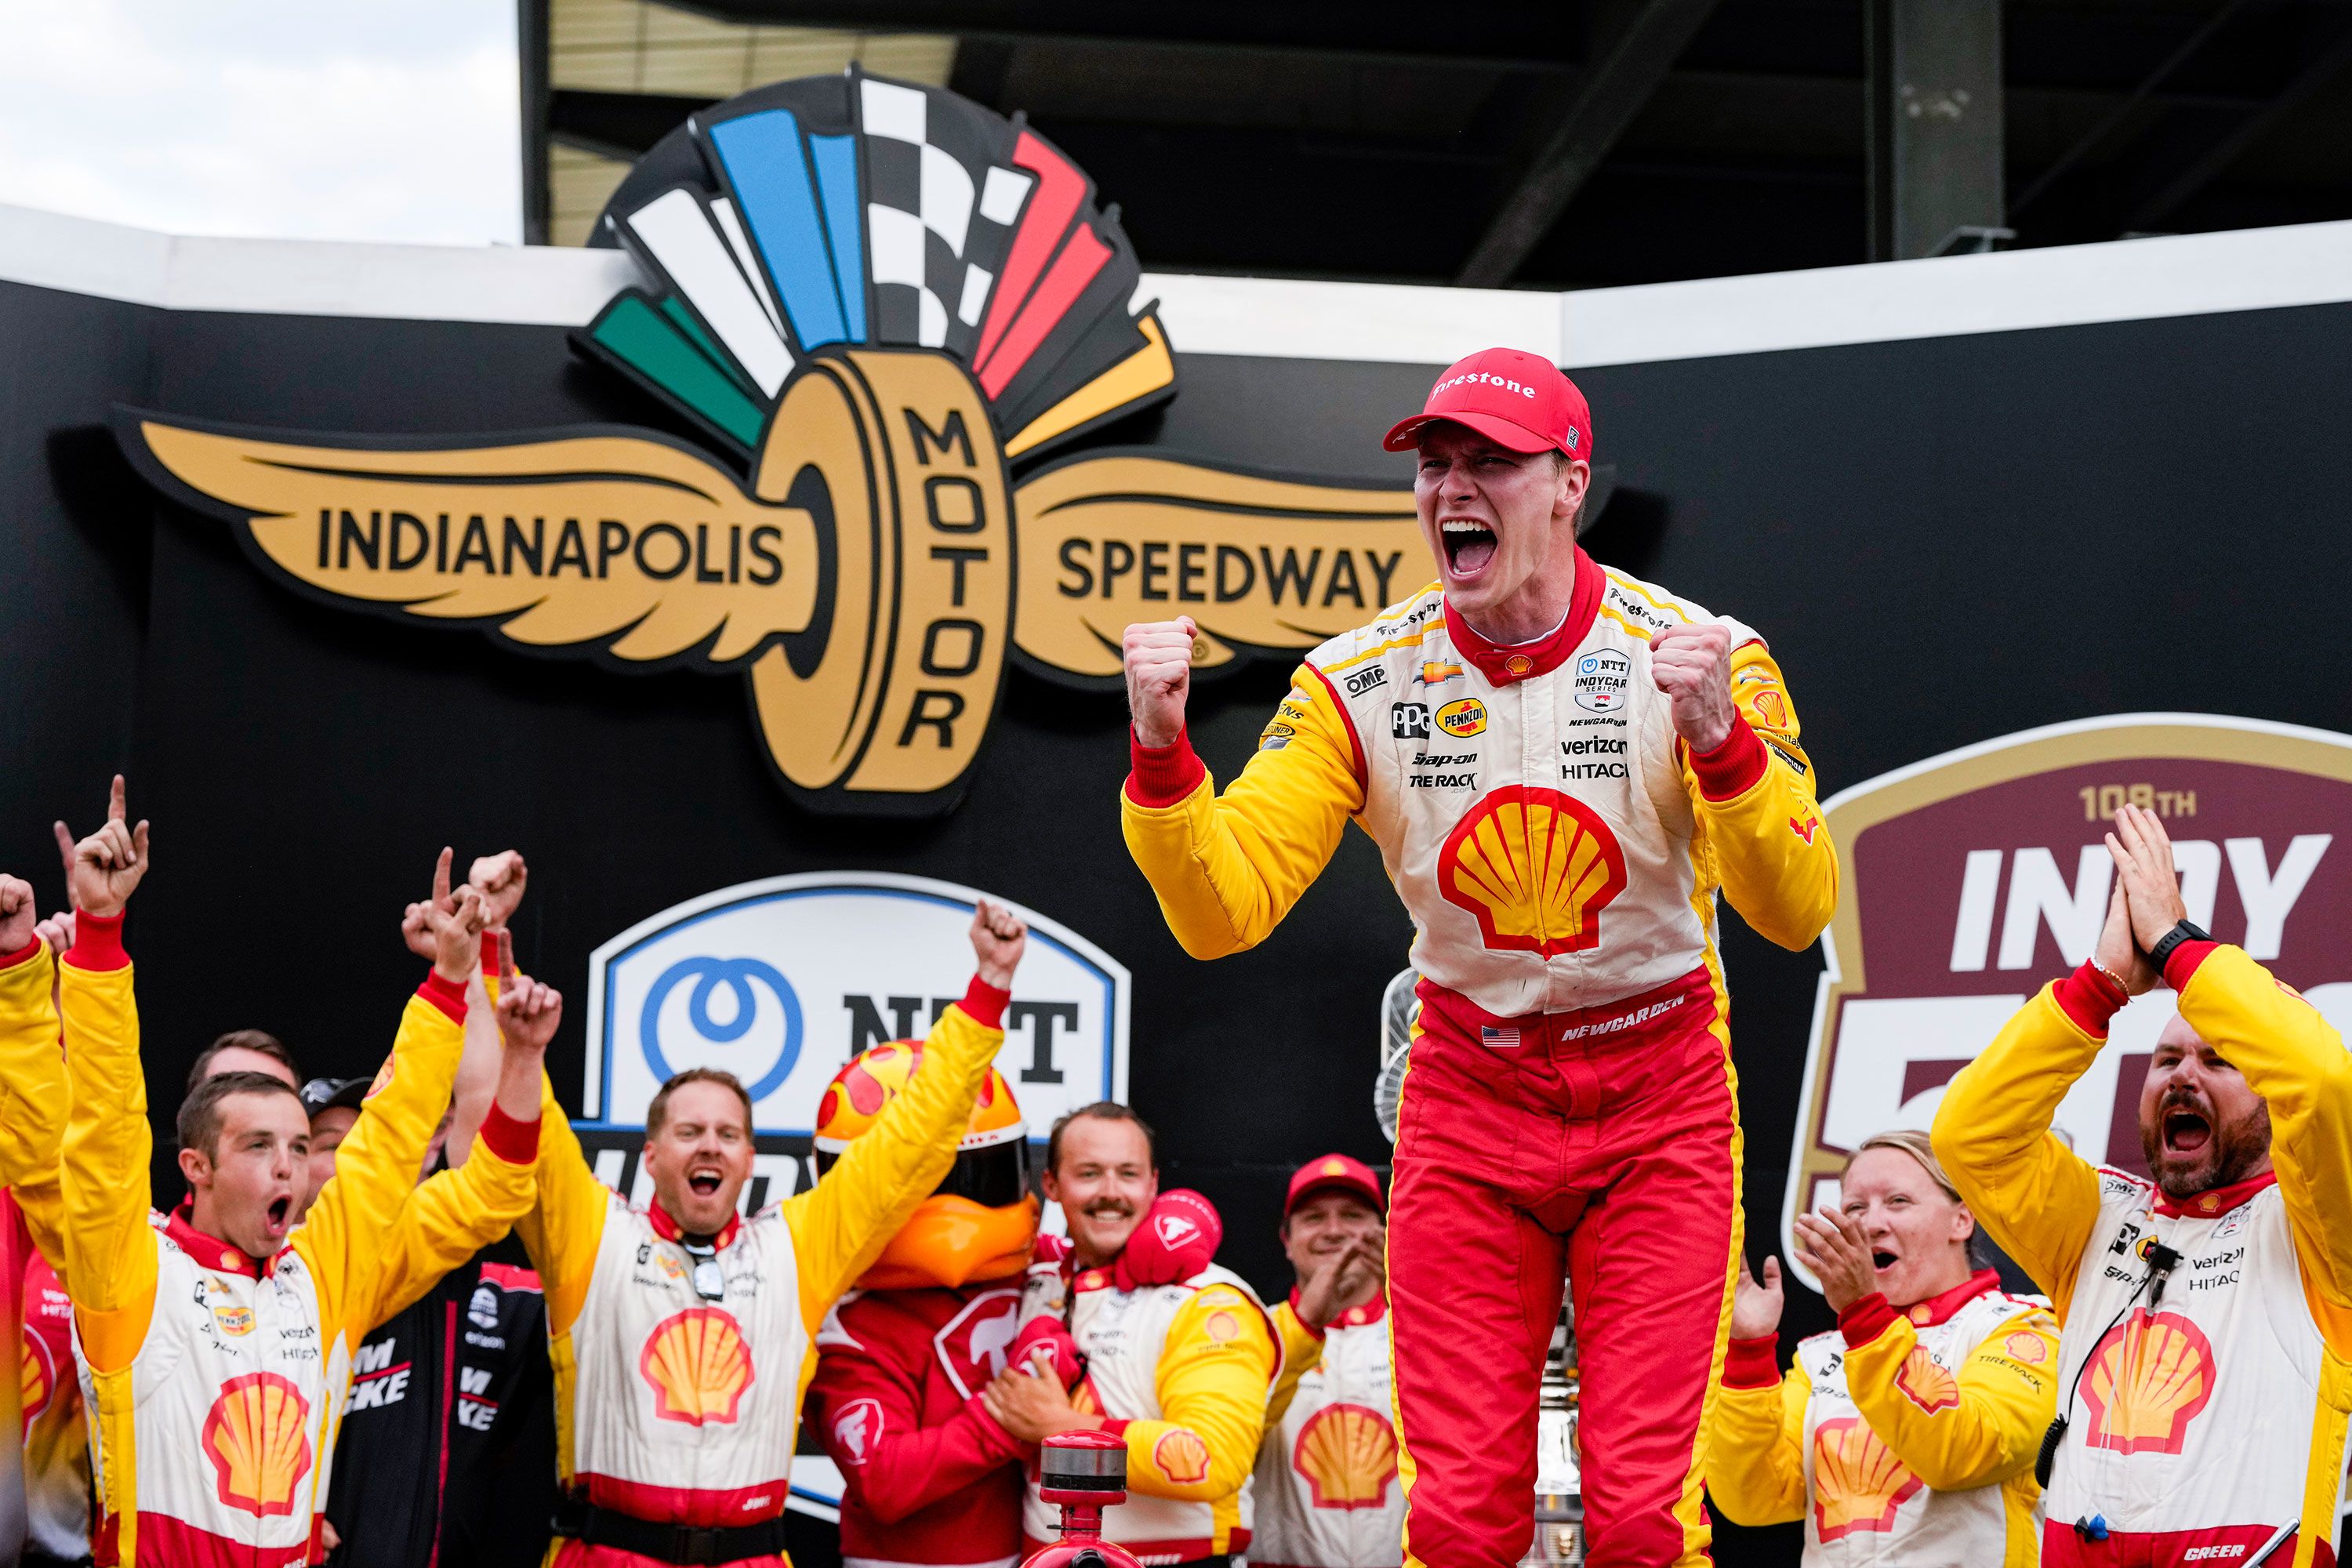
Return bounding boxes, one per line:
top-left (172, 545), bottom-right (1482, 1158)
top-left (1120, 350), bottom-right (1838, 1566)
top-left (990, 1104), bottom-right (1276, 1566)
top-left (1935, 805), bottom-right (2352, 1566)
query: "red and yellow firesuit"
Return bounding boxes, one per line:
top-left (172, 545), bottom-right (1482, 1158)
top-left (1706, 1267), bottom-right (2059, 1563)
top-left (1934, 942), bottom-right (2352, 1567)
top-left (518, 977), bottom-right (1011, 1568)
top-left (1122, 554), bottom-right (1837, 1567)
top-left (7, 1189), bottom-right (89, 1563)
top-left (0, 916), bottom-right (541, 1567)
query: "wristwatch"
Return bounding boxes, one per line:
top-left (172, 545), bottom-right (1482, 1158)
top-left (2147, 919), bottom-right (2212, 977)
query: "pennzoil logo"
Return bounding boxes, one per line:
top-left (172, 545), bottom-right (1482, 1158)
top-left (1780, 714), bottom-right (2352, 1292)
top-left (113, 71), bottom-right (1423, 816)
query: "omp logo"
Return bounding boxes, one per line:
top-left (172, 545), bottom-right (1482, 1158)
top-left (1781, 715), bottom-right (2352, 1292)
top-left (1438, 786), bottom-right (1628, 957)
top-left (202, 1372), bottom-right (313, 1517)
top-left (111, 72), bottom-right (1425, 816)
top-left (1291, 1403), bottom-right (1398, 1510)
top-left (640, 1306), bottom-right (757, 1425)
top-left (1810, 1417), bottom-right (1921, 1541)
top-left (2081, 1310), bottom-right (2216, 1456)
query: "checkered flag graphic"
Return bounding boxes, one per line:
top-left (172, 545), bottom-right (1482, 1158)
top-left (859, 77), bottom-right (1034, 358)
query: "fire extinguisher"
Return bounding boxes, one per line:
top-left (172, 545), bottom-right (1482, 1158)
top-left (1020, 1430), bottom-right (1143, 1568)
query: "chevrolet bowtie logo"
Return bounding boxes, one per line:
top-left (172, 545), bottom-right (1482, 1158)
top-left (111, 71), bottom-right (1427, 816)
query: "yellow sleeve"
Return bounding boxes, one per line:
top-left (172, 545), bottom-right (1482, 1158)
top-left (1263, 1299), bottom-right (1326, 1428)
top-left (1682, 645), bottom-right (1838, 952)
top-left (1842, 1303), bottom-right (2060, 1493)
top-left (1932, 982), bottom-right (2109, 1319)
top-left (1120, 663), bottom-right (1363, 960)
top-left (1121, 1283), bottom-right (1276, 1502)
top-left (2169, 944), bottom-right (2352, 1341)
top-left (11, 1169), bottom-right (67, 1278)
top-left (782, 992), bottom-right (1005, 1331)
top-left (514, 1076), bottom-right (611, 1338)
top-left (1704, 1353), bottom-right (1808, 1526)
top-left (294, 983), bottom-right (469, 1332)
top-left (354, 1123), bottom-right (539, 1330)
top-left (58, 956), bottom-right (158, 1374)
top-left (0, 942), bottom-right (64, 1190)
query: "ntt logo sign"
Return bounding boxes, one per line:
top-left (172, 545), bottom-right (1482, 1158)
top-left (581, 872), bottom-right (1130, 1142)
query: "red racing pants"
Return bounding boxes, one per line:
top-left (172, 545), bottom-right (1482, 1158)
top-left (1388, 967), bottom-right (1741, 1568)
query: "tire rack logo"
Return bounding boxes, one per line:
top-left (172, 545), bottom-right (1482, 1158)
top-left (1780, 713), bottom-right (2352, 1292)
top-left (108, 71), bottom-right (1426, 817)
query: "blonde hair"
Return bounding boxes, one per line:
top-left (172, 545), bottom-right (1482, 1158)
top-left (1843, 1128), bottom-right (1961, 1200)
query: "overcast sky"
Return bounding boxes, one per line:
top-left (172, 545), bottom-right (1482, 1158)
top-left (0, 0), bottom-right (521, 245)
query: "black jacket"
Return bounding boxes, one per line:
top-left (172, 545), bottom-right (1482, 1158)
top-left (325, 1239), bottom-right (557, 1568)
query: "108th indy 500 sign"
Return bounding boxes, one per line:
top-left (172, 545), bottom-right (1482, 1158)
top-left (114, 71), bottom-right (1432, 816)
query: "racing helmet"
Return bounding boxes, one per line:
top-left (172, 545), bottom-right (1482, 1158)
top-left (814, 1039), bottom-right (1037, 1290)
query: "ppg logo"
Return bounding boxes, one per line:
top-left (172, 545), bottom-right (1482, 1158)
top-left (1391, 702), bottom-right (1432, 740)
top-left (640, 956), bottom-right (803, 1100)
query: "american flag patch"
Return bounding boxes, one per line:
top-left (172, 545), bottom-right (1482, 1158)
top-left (1480, 1025), bottom-right (1521, 1049)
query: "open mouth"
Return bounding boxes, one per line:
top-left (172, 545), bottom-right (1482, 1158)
top-left (1871, 1250), bottom-right (1896, 1271)
top-left (266, 1196), bottom-right (292, 1232)
top-left (688, 1171), bottom-right (723, 1197)
top-left (1439, 518), bottom-right (1497, 578)
top-left (2163, 1109), bottom-right (2212, 1156)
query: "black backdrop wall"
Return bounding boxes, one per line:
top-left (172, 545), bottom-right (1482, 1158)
top-left (5, 267), bottom-right (2350, 1559)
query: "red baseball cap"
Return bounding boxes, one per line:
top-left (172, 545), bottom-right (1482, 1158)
top-left (1284, 1153), bottom-right (1386, 1218)
top-left (1382, 346), bottom-right (1592, 461)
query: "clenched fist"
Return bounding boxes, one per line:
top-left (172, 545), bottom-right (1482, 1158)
top-left (1123, 617), bottom-right (1200, 750)
top-left (1648, 624), bottom-right (1737, 754)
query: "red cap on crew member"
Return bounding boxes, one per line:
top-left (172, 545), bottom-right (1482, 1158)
top-left (1283, 1153), bottom-right (1387, 1218)
top-left (1381, 346), bottom-right (1592, 461)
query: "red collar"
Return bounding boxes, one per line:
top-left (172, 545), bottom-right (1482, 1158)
top-left (647, 1200), bottom-right (742, 1250)
top-left (1441, 547), bottom-right (1603, 684)
top-left (164, 1209), bottom-right (272, 1280)
top-left (1895, 1268), bottom-right (2001, 1329)
top-left (1289, 1286), bottom-right (1387, 1328)
top-left (2154, 1169), bottom-right (2278, 1220)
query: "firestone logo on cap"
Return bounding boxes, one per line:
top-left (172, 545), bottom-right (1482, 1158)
top-left (1428, 370), bottom-right (1540, 400)
top-left (1383, 345), bottom-right (1592, 459)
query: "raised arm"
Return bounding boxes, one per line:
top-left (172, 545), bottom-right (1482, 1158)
top-left (783, 902), bottom-right (1019, 1329)
top-left (1120, 619), bottom-right (1363, 960)
top-left (296, 855), bottom-right (486, 1327)
top-left (0, 877), bottom-right (64, 1191)
top-left (1701, 1254), bottom-right (1806, 1526)
top-left (1662, 633), bottom-right (1838, 951)
top-left (355, 968), bottom-right (554, 1329)
top-left (2106, 804), bottom-right (2352, 1324)
top-left (56, 777), bottom-right (160, 1372)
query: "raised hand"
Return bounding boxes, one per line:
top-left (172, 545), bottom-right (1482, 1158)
top-left (1729, 1253), bottom-right (1785, 1340)
top-left (64, 776), bottom-right (151, 918)
top-left (468, 851), bottom-right (528, 928)
top-left (970, 899), bottom-right (1027, 990)
top-left (401, 848), bottom-right (456, 962)
top-left (425, 880), bottom-right (488, 984)
top-left (495, 971), bottom-right (563, 1055)
top-left (0, 875), bottom-right (38, 954)
top-left (2107, 804), bottom-right (2190, 953)
top-left (1793, 1207), bottom-right (1878, 1316)
top-left (1648, 624), bottom-right (1737, 753)
top-left (33, 909), bottom-right (74, 957)
top-left (1294, 1233), bottom-right (1387, 1329)
top-left (2093, 875), bottom-right (2158, 996)
top-left (1123, 617), bottom-right (1200, 750)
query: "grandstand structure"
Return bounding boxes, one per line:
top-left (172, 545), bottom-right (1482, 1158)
top-left (523, 0), bottom-right (2352, 285)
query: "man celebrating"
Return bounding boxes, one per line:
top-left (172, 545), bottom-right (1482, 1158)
top-left (1934, 806), bottom-right (2352, 1565)
top-left (1253, 1156), bottom-right (1395, 1568)
top-left (5, 781), bottom-right (547, 1566)
top-left (992, 1105), bottom-right (1277, 1566)
top-left (1120, 349), bottom-right (1838, 1566)
top-left (520, 901), bottom-right (1029, 1567)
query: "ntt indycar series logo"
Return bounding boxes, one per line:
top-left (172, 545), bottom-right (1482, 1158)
top-left (111, 71), bottom-right (1428, 816)
top-left (576, 871), bottom-right (1128, 1206)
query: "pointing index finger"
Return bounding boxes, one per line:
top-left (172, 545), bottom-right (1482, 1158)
top-left (107, 775), bottom-right (127, 825)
